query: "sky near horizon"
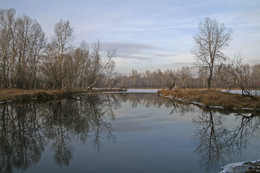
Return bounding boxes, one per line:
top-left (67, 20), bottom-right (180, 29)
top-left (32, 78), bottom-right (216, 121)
top-left (1, 0), bottom-right (260, 74)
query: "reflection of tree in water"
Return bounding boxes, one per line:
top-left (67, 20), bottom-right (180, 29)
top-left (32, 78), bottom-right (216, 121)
top-left (166, 99), bottom-right (195, 116)
top-left (117, 93), bottom-right (172, 109)
top-left (5, 93), bottom-right (258, 173)
top-left (83, 95), bottom-right (117, 152)
top-left (192, 109), bottom-right (260, 172)
top-left (0, 105), bottom-right (45, 173)
top-left (116, 93), bottom-right (194, 117)
top-left (0, 94), bottom-right (119, 173)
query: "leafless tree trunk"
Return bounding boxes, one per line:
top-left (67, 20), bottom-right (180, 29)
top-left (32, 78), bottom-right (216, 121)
top-left (72, 40), bottom-right (90, 88)
top-left (53, 19), bottom-right (74, 89)
top-left (29, 22), bottom-right (46, 88)
top-left (0, 9), bottom-right (16, 88)
top-left (167, 72), bottom-right (177, 90)
top-left (86, 46), bottom-right (116, 90)
top-left (105, 57), bottom-right (116, 89)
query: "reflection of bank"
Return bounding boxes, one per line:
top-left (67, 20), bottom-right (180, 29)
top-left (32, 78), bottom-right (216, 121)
top-left (192, 109), bottom-right (260, 172)
top-left (116, 93), bottom-right (168, 108)
top-left (0, 94), bottom-right (119, 173)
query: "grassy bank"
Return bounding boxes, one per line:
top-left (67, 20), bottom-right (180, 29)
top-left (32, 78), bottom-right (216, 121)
top-left (158, 89), bottom-right (260, 110)
top-left (0, 88), bottom-right (125, 104)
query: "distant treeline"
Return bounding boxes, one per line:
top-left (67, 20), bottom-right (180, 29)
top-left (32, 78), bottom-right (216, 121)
top-left (0, 8), bottom-right (117, 89)
top-left (118, 17), bottom-right (260, 91)
top-left (118, 63), bottom-right (260, 89)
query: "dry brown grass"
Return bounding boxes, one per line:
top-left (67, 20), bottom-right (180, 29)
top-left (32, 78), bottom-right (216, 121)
top-left (0, 88), bottom-right (126, 103)
top-left (158, 89), bottom-right (260, 110)
top-left (1, 88), bottom-right (67, 99)
top-left (0, 88), bottom-right (75, 102)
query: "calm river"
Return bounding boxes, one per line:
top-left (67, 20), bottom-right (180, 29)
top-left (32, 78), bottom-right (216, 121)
top-left (0, 92), bottom-right (260, 173)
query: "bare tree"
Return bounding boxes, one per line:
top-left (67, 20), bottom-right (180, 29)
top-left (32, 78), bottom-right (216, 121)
top-left (53, 19), bottom-right (74, 88)
top-left (251, 64), bottom-right (260, 89)
top-left (86, 41), bottom-right (117, 90)
top-left (177, 66), bottom-right (193, 88)
top-left (218, 53), bottom-right (254, 97)
top-left (28, 22), bottom-right (46, 88)
top-left (109, 72), bottom-right (121, 89)
top-left (193, 17), bottom-right (232, 90)
top-left (7, 15), bottom-right (45, 89)
top-left (0, 8), bottom-right (16, 88)
top-left (41, 42), bottom-right (60, 88)
top-left (72, 40), bottom-right (90, 88)
top-left (87, 40), bottom-right (102, 89)
top-left (105, 58), bottom-right (116, 89)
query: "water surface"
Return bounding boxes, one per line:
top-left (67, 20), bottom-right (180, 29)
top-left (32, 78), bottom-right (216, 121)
top-left (0, 93), bottom-right (260, 173)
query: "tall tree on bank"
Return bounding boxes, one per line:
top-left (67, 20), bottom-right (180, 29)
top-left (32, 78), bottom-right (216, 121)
top-left (0, 8), bottom-right (46, 89)
top-left (53, 19), bottom-right (74, 89)
top-left (193, 17), bottom-right (232, 90)
top-left (0, 8), bottom-right (16, 88)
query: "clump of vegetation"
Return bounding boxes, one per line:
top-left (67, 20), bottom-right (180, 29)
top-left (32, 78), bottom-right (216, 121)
top-left (0, 88), bottom-right (76, 103)
top-left (0, 88), bottom-right (127, 103)
top-left (0, 9), bottom-right (118, 90)
top-left (158, 89), bottom-right (260, 110)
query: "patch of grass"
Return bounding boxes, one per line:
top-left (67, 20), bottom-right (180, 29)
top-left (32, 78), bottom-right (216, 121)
top-left (158, 89), bottom-right (260, 110)
top-left (0, 88), bottom-right (127, 103)
top-left (0, 88), bottom-right (70, 103)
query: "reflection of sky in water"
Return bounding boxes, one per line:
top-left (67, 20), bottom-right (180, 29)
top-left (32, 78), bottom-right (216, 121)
top-left (1, 93), bottom-right (260, 173)
top-left (69, 99), bottom-right (199, 173)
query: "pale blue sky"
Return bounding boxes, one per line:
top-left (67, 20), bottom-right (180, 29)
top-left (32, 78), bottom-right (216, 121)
top-left (1, 0), bottom-right (260, 74)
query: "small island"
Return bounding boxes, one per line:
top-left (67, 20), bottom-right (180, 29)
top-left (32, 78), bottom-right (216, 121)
top-left (158, 89), bottom-right (260, 110)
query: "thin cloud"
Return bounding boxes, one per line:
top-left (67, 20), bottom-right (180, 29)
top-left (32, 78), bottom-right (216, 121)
top-left (102, 42), bottom-right (157, 60)
top-left (1, 0), bottom-right (259, 74)
top-left (117, 55), bottom-right (153, 60)
top-left (102, 42), bottom-right (156, 52)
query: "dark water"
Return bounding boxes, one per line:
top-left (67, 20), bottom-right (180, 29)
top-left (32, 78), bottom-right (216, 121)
top-left (0, 93), bottom-right (260, 173)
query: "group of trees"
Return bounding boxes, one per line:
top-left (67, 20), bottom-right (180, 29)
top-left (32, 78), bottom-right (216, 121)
top-left (1, 9), bottom-right (259, 91)
top-left (0, 8), bottom-right (117, 89)
top-left (118, 17), bottom-right (260, 91)
top-left (118, 68), bottom-right (193, 88)
top-left (118, 62), bottom-right (260, 89)
top-left (192, 17), bottom-right (260, 92)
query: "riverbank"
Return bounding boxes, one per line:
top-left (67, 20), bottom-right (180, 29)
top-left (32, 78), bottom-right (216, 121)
top-left (0, 88), bottom-right (125, 104)
top-left (158, 89), bottom-right (260, 110)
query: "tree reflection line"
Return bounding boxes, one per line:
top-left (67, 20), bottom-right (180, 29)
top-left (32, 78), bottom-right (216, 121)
top-left (0, 93), bottom-right (259, 173)
top-left (0, 94), bottom-right (119, 173)
top-left (103, 93), bottom-right (260, 173)
top-left (192, 109), bottom-right (260, 172)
